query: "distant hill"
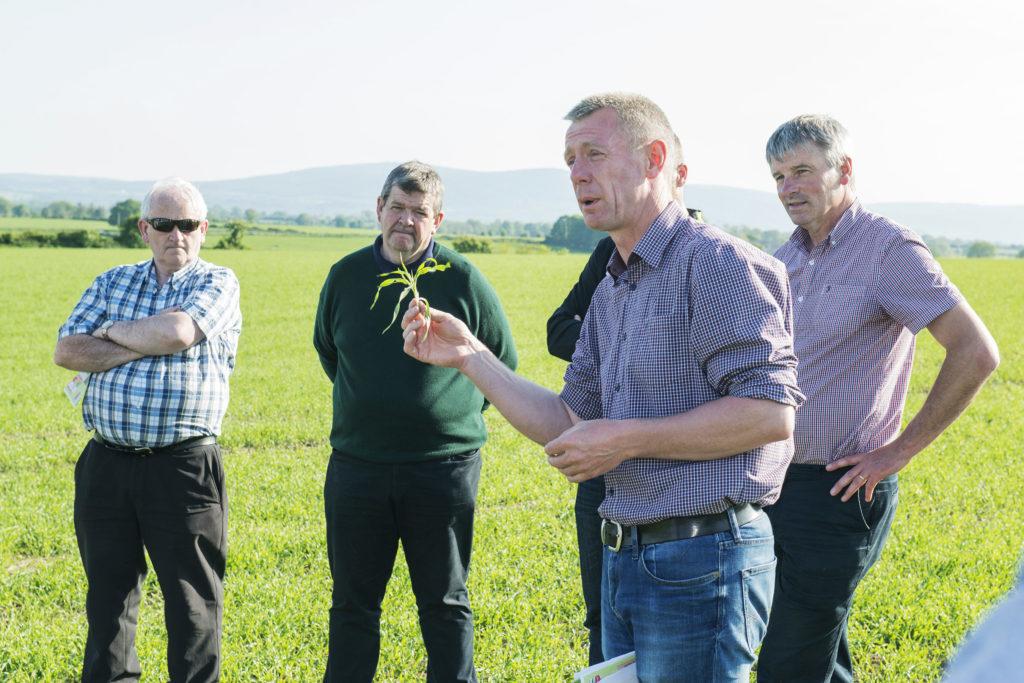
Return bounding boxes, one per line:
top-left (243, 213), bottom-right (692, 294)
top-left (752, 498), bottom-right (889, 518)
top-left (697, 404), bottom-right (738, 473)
top-left (1, 165), bottom-right (1021, 243)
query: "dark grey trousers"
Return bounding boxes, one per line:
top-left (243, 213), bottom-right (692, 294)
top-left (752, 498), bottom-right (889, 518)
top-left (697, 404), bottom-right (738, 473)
top-left (74, 438), bottom-right (227, 683)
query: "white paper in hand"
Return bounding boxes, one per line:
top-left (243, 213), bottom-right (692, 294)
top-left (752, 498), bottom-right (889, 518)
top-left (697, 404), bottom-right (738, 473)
top-left (574, 651), bottom-right (637, 683)
top-left (64, 371), bottom-right (90, 407)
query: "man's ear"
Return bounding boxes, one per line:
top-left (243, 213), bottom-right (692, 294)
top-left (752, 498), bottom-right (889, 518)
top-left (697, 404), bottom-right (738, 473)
top-left (839, 156), bottom-right (854, 186)
top-left (432, 211), bottom-right (444, 232)
top-left (645, 139), bottom-right (668, 180)
top-left (676, 163), bottom-right (689, 189)
top-left (376, 196), bottom-right (386, 226)
top-left (138, 219), bottom-right (149, 244)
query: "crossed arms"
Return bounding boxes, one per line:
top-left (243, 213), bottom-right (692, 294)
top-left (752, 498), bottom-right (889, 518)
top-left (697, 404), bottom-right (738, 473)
top-left (54, 308), bottom-right (205, 372)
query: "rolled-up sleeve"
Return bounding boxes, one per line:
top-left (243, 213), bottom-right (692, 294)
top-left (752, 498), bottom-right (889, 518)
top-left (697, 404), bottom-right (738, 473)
top-left (690, 242), bottom-right (804, 408)
top-left (560, 307), bottom-right (604, 420)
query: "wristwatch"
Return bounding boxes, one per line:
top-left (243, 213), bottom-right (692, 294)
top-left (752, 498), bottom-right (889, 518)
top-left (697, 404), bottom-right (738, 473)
top-left (98, 320), bottom-right (115, 340)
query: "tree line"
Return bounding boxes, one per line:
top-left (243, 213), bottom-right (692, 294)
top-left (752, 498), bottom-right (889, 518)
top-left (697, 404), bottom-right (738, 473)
top-left (205, 206), bottom-right (552, 238)
top-left (1, 195), bottom-right (1019, 257)
top-left (0, 196), bottom-right (108, 220)
top-left (543, 214), bottom-right (1021, 258)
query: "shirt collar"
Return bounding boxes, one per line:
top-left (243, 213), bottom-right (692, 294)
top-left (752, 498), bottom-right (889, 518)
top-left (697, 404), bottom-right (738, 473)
top-left (372, 235), bottom-right (435, 273)
top-left (827, 200), bottom-right (861, 246)
top-left (607, 201), bottom-right (685, 278)
top-left (147, 256), bottom-right (201, 290)
top-left (786, 200), bottom-right (862, 253)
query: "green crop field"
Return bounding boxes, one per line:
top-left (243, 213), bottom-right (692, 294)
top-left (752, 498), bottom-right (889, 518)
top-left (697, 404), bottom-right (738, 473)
top-left (1, 238), bottom-right (1021, 681)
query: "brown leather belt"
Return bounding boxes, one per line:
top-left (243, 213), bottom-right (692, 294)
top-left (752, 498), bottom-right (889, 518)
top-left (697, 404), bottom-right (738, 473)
top-left (600, 503), bottom-right (763, 552)
top-left (92, 434), bottom-right (217, 457)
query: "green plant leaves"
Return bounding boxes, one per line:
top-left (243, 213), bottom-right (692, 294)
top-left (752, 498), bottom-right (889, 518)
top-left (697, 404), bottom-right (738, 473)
top-left (383, 286), bottom-right (412, 332)
top-left (370, 256), bottom-right (449, 334)
top-left (416, 258), bottom-right (451, 278)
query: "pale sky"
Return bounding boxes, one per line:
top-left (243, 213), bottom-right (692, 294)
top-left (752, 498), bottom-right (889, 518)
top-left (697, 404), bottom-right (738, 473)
top-left (2, 0), bottom-right (1022, 205)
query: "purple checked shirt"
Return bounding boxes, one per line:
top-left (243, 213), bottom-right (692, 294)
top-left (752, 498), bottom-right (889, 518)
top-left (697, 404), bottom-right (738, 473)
top-left (774, 202), bottom-right (962, 465)
top-left (560, 202), bottom-right (804, 526)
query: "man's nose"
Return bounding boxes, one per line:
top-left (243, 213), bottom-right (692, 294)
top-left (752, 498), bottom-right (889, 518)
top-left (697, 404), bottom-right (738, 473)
top-left (569, 159), bottom-right (590, 185)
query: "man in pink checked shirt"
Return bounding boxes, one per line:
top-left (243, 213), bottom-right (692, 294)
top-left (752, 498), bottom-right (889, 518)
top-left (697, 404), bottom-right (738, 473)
top-left (756, 114), bottom-right (1000, 683)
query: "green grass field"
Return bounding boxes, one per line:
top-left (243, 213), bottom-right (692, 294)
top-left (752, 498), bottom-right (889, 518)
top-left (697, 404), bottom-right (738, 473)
top-left (1, 236), bottom-right (1021, 681)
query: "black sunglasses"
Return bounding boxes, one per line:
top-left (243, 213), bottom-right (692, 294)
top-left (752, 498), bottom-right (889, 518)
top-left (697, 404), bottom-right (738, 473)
top-left (146, 217), bottom-right (203, 233)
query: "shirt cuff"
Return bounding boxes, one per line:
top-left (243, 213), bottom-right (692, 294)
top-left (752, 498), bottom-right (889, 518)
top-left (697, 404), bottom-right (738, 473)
top-left (559, 382), bottom-right (603, 421)
top-left (727, 372), bottom-right (805, 408)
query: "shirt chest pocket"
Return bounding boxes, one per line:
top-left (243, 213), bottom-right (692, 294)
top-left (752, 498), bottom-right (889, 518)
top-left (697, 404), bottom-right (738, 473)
top-left (627, 315), bottom-right (688, 395)
top-left (811, 284), bottom-right (870, 338)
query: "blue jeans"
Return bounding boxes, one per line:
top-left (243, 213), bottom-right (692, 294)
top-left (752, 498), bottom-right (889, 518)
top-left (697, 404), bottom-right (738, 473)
top-left (323, 450), bottom-right (481, 683)
top-left (603, 508), bottom-right (776, 682)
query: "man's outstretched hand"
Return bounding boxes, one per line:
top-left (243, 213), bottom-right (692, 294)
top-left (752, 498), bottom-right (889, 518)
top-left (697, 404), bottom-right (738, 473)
top-left (401, 299), bottom-right (484, 369)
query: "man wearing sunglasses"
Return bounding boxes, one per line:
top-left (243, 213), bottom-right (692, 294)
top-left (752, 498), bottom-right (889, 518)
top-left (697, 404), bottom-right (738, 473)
top-left (54, 178), bottom-right (242, 683)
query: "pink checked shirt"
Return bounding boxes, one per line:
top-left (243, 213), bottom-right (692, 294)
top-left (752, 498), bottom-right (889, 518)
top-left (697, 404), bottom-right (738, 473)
top-left (774, 202), bottom-right (962, 465)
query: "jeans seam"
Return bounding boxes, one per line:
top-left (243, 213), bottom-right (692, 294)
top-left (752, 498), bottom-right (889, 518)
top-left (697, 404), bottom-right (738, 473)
top-left (741, 559), bottom-right (776, 651)
top-left (855, 489), bottom-right (871, 530)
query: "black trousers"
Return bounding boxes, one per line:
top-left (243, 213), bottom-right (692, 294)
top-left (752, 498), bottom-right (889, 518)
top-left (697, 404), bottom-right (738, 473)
top-left (74, 438), bottom-right (227, 683)
top-left (575, 475), bottom-right (605, 665)
top-left (758, 464), bottom-right (898, 683)
top-left (323, 450), bottom-right (481, 683)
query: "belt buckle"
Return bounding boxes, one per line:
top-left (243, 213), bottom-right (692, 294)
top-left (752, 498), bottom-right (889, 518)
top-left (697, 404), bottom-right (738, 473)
top-left (601, 519), bottom-right (623, 552)
top-left (133, 446), bottom-right (153, 457)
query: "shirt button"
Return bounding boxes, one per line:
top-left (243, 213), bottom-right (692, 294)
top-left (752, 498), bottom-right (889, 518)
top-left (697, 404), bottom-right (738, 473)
top-left (607, 488), bottom-right (615, 496)
top-left (808, 259), bottom-right (815, 266)
top-left (797, 296), bottom-right (804, 303)
top-left (614, 383), bottom-right (621, 392)
top-left (628, 283), bottom-right (636, 291)
top-left (620, 332), bottom-right (627, 341)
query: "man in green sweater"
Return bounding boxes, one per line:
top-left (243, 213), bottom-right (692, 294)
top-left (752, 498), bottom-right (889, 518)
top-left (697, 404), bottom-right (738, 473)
top-left (313, 161), bottom-right (517, 683)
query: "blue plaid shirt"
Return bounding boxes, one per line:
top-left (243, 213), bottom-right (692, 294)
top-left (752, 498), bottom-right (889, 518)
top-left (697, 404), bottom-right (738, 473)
top-left (561, 202), bottom-right (804, 525)
top-left (58, 257), bottom-right (242, 447)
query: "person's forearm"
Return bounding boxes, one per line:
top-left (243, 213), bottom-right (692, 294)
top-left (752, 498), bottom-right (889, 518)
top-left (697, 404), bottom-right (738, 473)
top-left (612, 396), bottom-right (793, 461)
top-left (107, 311), bottom-right (203, 356)
top-left (890, 339), bottom-right (999, 460)
top-left (460, 341), bottom-right (576, 444)
top-left (54, 335), bottom-right (144, 372)
top-left (543, 395), bottom-right (794, 482)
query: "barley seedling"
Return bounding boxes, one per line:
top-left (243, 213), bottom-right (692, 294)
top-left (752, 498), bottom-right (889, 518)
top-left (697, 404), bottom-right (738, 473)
top-left (371, 257), bottom-right (451, 333)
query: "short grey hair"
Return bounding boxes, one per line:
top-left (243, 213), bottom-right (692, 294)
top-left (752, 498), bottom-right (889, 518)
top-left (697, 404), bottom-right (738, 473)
top-left (766, 114), bottom-right (852, 171)
top-left (565, 92), bottom-right (679, 175)
top-left (379, 161), bottom-right (444, 214)
top-left (671, 131), bottom-right (685, 167)
top-left (141, 177), bottom-right (208, 220)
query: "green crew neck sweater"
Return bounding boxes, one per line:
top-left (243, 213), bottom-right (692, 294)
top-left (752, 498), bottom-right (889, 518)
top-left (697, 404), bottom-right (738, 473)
top-left (313, 243), bottom-right (517, 462)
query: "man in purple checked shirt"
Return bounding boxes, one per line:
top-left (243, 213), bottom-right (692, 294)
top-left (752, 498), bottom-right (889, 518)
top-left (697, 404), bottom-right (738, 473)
top-left (756, 115), bottom-right (1000, 683)
top-left (400, 93), bottom-right (804, 681)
